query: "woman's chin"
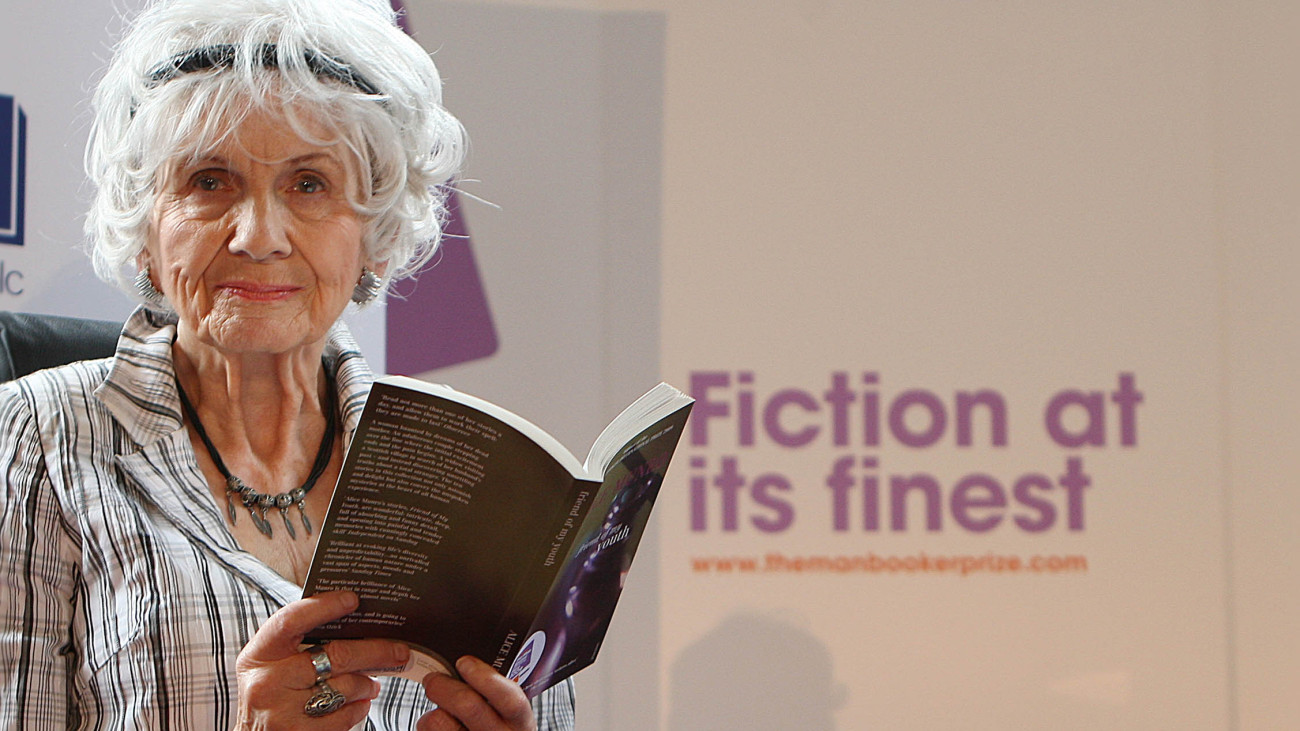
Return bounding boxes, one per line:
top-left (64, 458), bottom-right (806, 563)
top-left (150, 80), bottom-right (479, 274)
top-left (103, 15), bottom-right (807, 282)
top-left (192, 310), bottom-right (326, 357)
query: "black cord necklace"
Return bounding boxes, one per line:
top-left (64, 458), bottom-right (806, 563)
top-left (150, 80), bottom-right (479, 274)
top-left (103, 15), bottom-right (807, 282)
top-left (176, 370), bottom-right (338, 540)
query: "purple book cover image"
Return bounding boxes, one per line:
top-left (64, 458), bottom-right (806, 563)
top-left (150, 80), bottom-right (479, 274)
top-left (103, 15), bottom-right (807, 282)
top-left (509, 407), bottom-right (690, 696)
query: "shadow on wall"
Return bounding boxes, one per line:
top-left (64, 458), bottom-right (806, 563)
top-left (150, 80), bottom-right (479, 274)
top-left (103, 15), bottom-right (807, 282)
top-left (668, 613), bottom-right (847, 730)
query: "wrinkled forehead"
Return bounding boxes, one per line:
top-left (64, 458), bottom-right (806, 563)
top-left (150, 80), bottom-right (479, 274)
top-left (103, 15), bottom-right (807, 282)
top-left (155, 78), bottom-right (359, 173)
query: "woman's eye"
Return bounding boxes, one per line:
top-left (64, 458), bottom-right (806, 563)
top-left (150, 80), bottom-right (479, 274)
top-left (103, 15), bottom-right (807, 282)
top-left (194, 175), bottom-right (222, 191)
top-left (186, 169), bottom-right (231, 193)
top-left (295, 177), bottom-right (326, 194)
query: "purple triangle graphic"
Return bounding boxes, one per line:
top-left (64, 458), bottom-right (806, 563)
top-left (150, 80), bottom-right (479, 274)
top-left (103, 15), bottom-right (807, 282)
top-left (385, 0), bottom-right (500, 374)
top-left (386, 188), bottom-right (500, 375)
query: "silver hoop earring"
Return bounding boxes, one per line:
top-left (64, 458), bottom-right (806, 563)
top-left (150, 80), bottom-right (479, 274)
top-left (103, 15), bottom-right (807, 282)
top-left (134, 266), bottom-right (166, 305)
top-left (351, 267), bottom-right (383, 304)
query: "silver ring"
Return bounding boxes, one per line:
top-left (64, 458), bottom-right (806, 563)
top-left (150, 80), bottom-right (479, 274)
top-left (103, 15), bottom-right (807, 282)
top-left (307, 643), bottom-right (333, 683)
top-left (304, 680), bottom-right (347, 717)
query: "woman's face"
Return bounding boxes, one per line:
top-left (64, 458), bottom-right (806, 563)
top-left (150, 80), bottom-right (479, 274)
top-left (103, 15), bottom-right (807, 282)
top-left (147, 106), bottom-right (367, 356)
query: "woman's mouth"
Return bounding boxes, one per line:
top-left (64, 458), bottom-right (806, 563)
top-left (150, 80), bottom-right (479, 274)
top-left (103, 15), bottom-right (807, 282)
top-left (220, 282), bottom-right (302, 302)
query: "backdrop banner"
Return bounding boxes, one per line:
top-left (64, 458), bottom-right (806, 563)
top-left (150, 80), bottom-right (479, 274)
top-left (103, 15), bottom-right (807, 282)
top-left (656, 2), bottom-right (1229, 729)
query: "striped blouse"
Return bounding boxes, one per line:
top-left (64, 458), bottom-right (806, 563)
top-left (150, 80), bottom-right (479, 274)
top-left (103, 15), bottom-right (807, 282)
top-left (0, 306), bottom-right (575, 729)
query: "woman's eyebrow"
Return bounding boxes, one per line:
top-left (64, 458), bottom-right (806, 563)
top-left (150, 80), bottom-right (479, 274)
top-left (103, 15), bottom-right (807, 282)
top-left (285, 152), bottom-right (345, 167)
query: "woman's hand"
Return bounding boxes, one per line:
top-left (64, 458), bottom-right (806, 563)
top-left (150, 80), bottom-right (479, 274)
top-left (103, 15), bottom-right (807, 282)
top-left (234, 590), bottom-right (411, 730)
top-left (418, 656), bottom-right (538, 731)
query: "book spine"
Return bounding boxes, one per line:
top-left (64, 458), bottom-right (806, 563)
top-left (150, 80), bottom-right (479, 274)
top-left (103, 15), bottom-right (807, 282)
top-left (489, 478), bottom-right (599, 673)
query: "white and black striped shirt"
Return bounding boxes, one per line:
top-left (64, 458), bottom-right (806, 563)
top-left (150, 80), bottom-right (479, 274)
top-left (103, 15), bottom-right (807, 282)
top-left (0, 307), bottom-right (576, 729)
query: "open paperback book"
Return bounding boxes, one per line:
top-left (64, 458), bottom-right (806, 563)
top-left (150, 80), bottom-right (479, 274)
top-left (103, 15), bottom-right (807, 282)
top-left (301, 376), bottom-right (693, 697)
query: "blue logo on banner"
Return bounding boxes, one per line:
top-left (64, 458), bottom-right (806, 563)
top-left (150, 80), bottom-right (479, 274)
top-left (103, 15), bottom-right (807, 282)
top-left (1, 94), bottom-right (27, 247)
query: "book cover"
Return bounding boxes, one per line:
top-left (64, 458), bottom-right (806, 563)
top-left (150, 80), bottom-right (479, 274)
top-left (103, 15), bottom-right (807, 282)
top-left (302, 378), bottom-right (692, 695)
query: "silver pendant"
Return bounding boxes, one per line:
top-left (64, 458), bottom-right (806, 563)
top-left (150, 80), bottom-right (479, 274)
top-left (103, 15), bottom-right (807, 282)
top-left (252, 507), bottom-right (274, 538)
top-left (280, 507), bottom-right (297, 539)
top-left (276, 493), bottom-right (297, 539)
top-left (299, 502), bottom-right (313, 536)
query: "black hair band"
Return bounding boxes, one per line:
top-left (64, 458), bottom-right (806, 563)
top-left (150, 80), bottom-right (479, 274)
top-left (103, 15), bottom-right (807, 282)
top-left (146, 43), bottom-right (381, 96)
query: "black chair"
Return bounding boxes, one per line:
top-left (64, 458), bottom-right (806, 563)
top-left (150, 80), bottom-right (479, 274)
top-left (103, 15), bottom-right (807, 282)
top-left (0, 312), bottom-right (122, 382)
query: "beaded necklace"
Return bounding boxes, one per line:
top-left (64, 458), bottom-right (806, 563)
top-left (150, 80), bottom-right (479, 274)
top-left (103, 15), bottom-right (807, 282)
top-left (176, 372), bottom-right (338, 539)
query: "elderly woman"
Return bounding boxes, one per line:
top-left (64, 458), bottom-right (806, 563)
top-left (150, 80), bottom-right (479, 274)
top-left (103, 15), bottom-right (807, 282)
top-left (0, 0), bottom-right (575, 728)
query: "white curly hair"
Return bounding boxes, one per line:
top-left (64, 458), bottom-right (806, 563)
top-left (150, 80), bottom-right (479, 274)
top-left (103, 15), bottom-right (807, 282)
top-left (85, 0), bottom-right (465, 302)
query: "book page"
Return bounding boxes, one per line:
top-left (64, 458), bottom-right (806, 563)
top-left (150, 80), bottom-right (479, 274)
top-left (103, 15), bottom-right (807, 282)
top-left (585, 382), bottom-right (693, 475)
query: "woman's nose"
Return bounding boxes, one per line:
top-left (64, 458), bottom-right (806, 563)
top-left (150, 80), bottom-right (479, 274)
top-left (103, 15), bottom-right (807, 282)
top-left (226, 193), bottom-right (291, 261)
